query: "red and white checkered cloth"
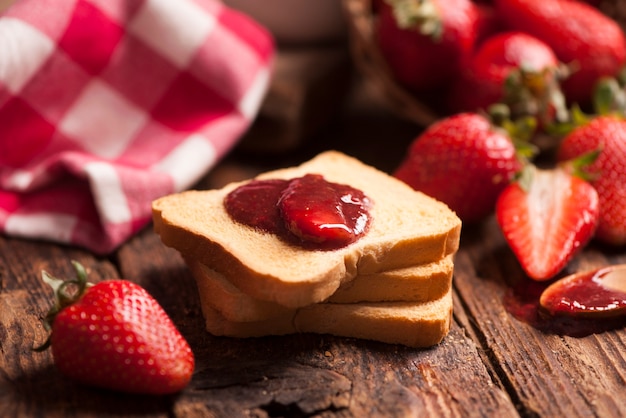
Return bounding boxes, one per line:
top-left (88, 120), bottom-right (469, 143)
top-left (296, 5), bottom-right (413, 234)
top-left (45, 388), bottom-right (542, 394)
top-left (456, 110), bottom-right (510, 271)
top-left (0, 0), bottom-right (274, 254)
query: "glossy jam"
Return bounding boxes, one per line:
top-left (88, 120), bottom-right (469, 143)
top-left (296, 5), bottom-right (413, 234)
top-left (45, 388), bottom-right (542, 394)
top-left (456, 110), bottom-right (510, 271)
top-left (224, 179), bottom-right (288, 234)
top-left (224, 174), bottom-right (372, 250)
top-left (503, 265), bottom-right (626, 337)
top-left (540, 265), bottom-right (626, 318)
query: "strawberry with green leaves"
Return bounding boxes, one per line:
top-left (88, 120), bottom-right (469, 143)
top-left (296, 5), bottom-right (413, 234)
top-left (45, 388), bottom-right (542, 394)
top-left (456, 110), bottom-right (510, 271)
top-left (557, 114), bottom-right (626, 246)
top-left (36, 261), bottom-right (194, 395)
top-left (495, 165), bottom-right (600, 280)
top-left (493, 0), bottom-right (626, 106)
top-left (448, 31), bottom-right (568, 126)
top-left (377, 0), bottom-right (480, 94)
top-left (394, 110), bottom-right (533, 223)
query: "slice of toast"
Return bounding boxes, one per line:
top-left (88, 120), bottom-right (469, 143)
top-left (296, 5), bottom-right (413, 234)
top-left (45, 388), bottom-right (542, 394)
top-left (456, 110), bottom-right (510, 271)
top-left (153, 151), bottom-right (461, 308)
top-left (328, 254), bottom-right (454, 304)
top-left (187, 256), bottom-right (454, 322)
top-left (189, 260), bottom-right (294, 322)
top-left (200, 290), bottom-right (454, 348)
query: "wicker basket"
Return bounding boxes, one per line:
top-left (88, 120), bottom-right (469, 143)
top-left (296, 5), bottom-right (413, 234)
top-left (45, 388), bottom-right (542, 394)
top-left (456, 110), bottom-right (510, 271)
top-left (341, 0), bottom-right (626, 127)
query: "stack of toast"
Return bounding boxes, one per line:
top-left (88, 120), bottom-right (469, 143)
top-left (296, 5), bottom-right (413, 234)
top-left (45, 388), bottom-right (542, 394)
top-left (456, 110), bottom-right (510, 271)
top-left (152, 151), bottom-right (462, 347)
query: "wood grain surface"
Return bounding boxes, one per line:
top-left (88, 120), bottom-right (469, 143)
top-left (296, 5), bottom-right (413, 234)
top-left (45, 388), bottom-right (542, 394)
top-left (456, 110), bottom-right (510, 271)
top-left (1, 74), bottom-right (625, 418)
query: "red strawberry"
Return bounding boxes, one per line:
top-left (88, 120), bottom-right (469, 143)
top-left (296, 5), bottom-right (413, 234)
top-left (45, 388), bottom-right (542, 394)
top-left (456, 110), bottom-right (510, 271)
top-left (496, 166), bottom-right (599, 280)
top-left (557, 115), bottom-right (626, 245)
top-left (36, 261), bottom-right (194, 395)
top-left (448, 31), bottom-right (568, 126)
top-left (376, 0), bottom-right (480, 93)
top-left (393, 112), bottom-right (527, 223)
top-left (493, 0), bottom-right (626, 106)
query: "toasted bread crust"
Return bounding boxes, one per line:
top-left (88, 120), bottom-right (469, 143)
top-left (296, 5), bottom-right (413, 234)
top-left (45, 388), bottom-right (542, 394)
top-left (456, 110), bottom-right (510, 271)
top-left (199, 291), bottom-right (454, 348)
top-left (187, 256), bottom-right (454, 322)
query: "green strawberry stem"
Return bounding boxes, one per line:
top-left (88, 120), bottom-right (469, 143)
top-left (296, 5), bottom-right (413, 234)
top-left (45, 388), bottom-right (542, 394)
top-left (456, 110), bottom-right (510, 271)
top-left (545, 72), bottom-right (626, 137)
top-left (34, 261), bottom-right (93, 352)
top-left (487, 103), bottom-right (538, 163)
top-left (544, 104), bottom-right (590, 137)
top-left (504, 65), bottom-right (569, 126)
top-left (560, 149), bottom-right (601, 182)
top-left (593, 76), bottom-right (626, 116)
top-left (385, 0), bottom-right (442, 40)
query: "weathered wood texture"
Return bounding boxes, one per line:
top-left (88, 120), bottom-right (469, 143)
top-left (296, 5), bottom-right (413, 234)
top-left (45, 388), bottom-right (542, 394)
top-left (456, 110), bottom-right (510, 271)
top-left (0, 226), bottom-right (520, 417)
top-left (1, 80), bottom-right (625, 418)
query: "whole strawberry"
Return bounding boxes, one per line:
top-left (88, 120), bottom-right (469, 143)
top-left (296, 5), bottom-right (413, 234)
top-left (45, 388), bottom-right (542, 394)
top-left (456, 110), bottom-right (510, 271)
top-left (557, 115), bottom-right (626, 246)
top-left (494, 0), bottom-right (626, 106)
top-left (377, 0), bottom-right (480, 93)
top-left (393, 112), bottom-right (527, 223)
top-left (496, 166), bottom-right (599, 280)
top-left (36, 261), bottom-right (194, 395)
top-left (448, 31), bottom-right (567, 126)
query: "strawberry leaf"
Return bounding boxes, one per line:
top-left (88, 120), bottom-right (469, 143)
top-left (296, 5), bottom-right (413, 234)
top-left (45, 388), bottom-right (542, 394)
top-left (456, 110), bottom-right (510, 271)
top-left (386, 0), bottom-right (443, 40)
top-left (545, 104), bottom-right (591, 137)
top-left (562, 149), bottom-right (602, 182)
top-left (34, 261), bottom-right (93, 351)
top-left (593, 76), bottom-right (626, 116)
top-left (488, 104), bottom-right (538, 162)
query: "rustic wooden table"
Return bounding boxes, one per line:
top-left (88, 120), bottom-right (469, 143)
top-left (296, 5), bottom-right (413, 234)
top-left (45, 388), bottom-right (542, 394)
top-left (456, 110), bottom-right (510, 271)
top-left (1, 75), bottom-right (625, 418)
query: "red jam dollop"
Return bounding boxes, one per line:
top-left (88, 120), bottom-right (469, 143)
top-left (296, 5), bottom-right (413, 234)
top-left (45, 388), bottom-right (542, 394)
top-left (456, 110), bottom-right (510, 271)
top-left (223, 174), bottom-right (372, 250)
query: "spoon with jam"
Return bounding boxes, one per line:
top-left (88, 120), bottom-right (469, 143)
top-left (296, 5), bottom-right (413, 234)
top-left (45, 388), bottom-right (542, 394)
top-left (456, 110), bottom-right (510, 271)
top-left (540, 264), bottom-right (626, 318)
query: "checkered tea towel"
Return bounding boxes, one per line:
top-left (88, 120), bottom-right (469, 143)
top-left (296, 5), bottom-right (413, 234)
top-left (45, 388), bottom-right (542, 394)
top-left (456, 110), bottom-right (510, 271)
top-left (0, 0), bottom-right (274, 254)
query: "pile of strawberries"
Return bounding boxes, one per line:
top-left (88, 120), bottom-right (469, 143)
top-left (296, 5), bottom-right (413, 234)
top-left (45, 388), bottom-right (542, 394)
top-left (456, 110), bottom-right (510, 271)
top-left (382, 0), bottom-right (626, 281)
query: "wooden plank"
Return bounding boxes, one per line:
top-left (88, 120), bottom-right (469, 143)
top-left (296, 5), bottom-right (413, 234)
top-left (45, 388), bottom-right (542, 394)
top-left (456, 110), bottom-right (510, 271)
top-left (454, 217), bottom-right (626, 418)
